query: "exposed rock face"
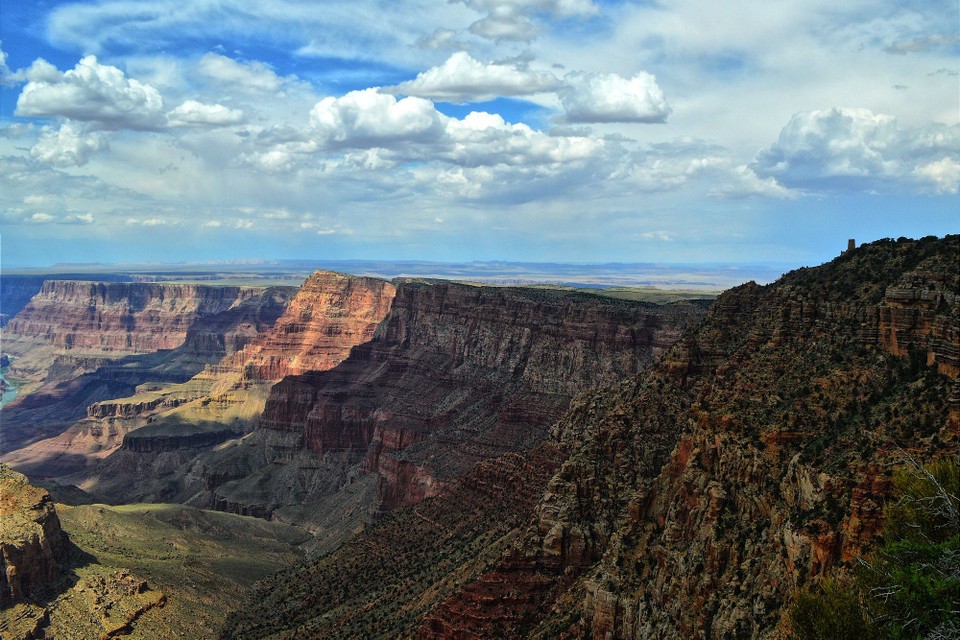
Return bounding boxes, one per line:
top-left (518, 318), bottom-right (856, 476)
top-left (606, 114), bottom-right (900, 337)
top-left (0, 465), bottom-right (69, 607)
top-left (877, 263), bottom-right (959, 378)
top-left (490, 235), bottom-right (958, 639)
top-left (0, 285), bottom-right (296, 468)
top-left (6, 280), bottom-right (288, 355)
top-left (232, 271), bottom-right (397, 381)
top-left (222, 235), bottom-right (958, 640)
top-left (81, 271), bottom-right (395, 426)
top-left (221, 282), bottom-right (706, 522)
top-left (51, 272), bottom-right (397, 502)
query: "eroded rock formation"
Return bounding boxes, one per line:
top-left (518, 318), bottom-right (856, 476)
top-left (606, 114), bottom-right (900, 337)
top-left (5, 280), bottom-right (281, 354)
top-left (0, 284), bottom-right (296, 470)
top-left (53, 272), bottom-right (396, 501)
top-left (215, 281), bottom-right (707, 528)
top-left (0, 465), bottom-right (69, 607)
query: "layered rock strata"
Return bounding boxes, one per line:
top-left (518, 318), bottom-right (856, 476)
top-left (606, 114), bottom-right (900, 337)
top-left (215, 282), bottom-right (707, 521)
top-left (5, 280), bottom-right (278, 354)
top-left (56, 272), bottom-right (396, 501)
top-left (0, 285), bottom-right (296, 468)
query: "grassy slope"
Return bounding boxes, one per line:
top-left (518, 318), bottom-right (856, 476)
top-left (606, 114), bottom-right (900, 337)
top-left (47, 503), bottom-right (312, 638)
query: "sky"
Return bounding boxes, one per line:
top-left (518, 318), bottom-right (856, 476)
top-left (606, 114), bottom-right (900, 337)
top-left (0, 0), bottom-right (957, 268)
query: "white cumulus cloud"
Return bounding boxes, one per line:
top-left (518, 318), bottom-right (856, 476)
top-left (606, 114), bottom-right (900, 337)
top-left (915, 157), bottom-right (960, 194)
top-left (388, 51), bottom-right (560, 102)
top-left (16, 56), bottom-right (165, 130)
top-left (309, 89), bottom-right (446, 148)
top-left (442, 111), bottom-right (603, 166)
top-left (30, 122), bottom-right (107, 166)
top-left (167, 100), bottom-right (245, 127)
top-left (559, 72), bottom-right (671, 123)
top-left (752, 107), bottom-right (960, 192)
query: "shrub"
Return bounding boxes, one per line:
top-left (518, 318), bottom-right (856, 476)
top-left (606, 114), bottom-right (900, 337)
top-left (787, 457), bottom-right (960, 640)
top-left (787, 579), bottom-right (878, 640)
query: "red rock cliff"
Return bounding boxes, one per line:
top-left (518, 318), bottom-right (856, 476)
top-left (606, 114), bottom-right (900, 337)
top-left (6, 280), bottom-right (278, 354)
top-left (253, 282), bottom-right (707, 516)
top-left (226, 271), bottom-right (397, 381)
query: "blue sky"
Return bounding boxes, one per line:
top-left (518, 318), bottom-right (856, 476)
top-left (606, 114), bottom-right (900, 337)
top-left (0, 0), bottom-right (957, 268)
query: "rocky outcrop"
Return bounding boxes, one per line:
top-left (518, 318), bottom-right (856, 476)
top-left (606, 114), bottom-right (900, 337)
top-left (231, 271), bottom-right (397, 381)
top-left (223, 282), bottom-right (706, 521)
top-left (877, 262), bottom-right (959, 378)
top-left (0, 465), bottom-right (69, 607)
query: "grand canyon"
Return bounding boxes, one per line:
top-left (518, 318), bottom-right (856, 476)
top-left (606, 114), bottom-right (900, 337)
top-left (1, 235), bottom-right (957, 639)
top-left (3, 0), bottom-right (957, 637)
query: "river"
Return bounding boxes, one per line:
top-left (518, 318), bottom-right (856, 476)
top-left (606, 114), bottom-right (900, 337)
top-left (0, 365), bottom-right (19, 409)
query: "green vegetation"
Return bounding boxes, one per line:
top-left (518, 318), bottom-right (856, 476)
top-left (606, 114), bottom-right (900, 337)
top-left (788, 457), bottom-right (960, 640)
top-left (53, 502), bottom-right (312, 638)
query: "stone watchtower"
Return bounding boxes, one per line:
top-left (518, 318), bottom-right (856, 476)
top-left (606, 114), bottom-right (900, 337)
top-left (841, 239), bottom-right (855, 255)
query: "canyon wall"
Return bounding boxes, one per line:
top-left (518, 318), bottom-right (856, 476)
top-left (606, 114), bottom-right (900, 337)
top-left (212, 281), bottom-right (707, 523)
top-left (5, 280), bottom-right (287, 355)
top-left (53, 272), bottom-right (396, 500)
top-left (223, 235), bottom-right (959, 639)
top-left (0, 283), bottom-right (297, 466)
top-left (0, 274), bottom-right (131, 327)
top-left (230, 270), bottom-right (397, 381)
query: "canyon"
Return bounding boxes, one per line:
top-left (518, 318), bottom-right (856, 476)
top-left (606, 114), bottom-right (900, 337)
top-left (1, 272), bottom-right (395, 482)
top-left (222, 235), bottom-right (958, 639)
top-left (0, 280), bottom-right (298, 477)
top-left (2, 236), bottom-right (956, 639)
